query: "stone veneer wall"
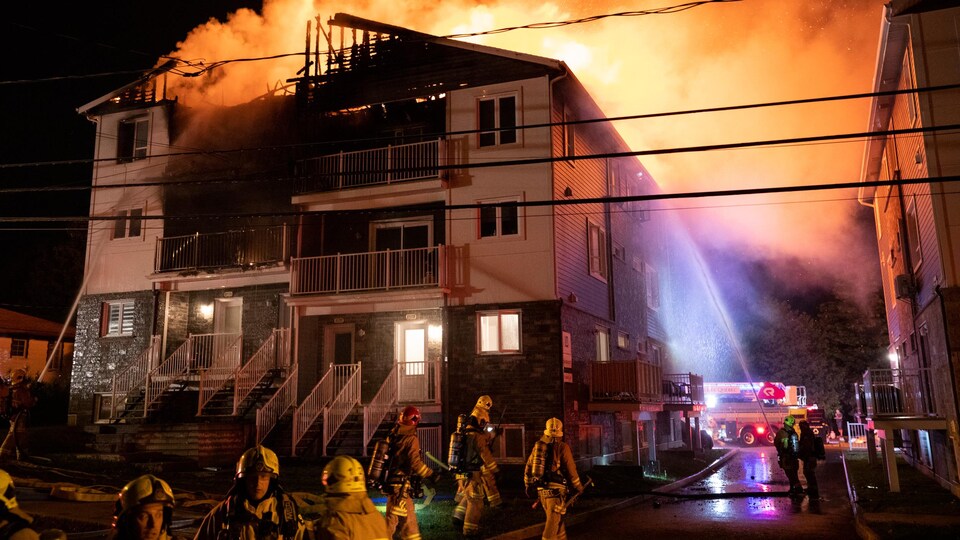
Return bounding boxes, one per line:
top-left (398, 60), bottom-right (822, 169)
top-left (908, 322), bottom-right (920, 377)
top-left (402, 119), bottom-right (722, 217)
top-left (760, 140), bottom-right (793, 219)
top-left (445, 300), bottom-right (563, 454)
top-left (70, 290), bottom-right (157, 425)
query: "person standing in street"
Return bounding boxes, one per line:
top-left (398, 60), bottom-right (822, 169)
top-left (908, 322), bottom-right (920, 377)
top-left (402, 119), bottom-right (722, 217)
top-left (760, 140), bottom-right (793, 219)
top-left (312, 455), bottom-right (388, 540)
top-left (451, 395), bottom-right (501, 538)
top-left (110, 474), bottom-right (178, 540)
top-left (381, 405), bottom-right (437, 540)
top-left (833, 408), bottom-right (844, 441)
top-left (194, 445), bottom-right (306, 540)
top-left (524, 418), bottom-right (584, 540)
top-left (774, 415), bottom-right (802, 495)
top-left (797, 420), bottom-right (821, 499)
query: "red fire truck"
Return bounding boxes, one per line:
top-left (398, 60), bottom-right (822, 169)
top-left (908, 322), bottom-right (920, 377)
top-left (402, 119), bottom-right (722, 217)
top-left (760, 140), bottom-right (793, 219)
top-left (703, 382), bottom-right (810, 446)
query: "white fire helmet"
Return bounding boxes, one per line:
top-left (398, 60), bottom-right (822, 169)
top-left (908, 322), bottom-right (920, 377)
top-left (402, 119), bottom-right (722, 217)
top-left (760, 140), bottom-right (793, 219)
top-left (545, 417), bottom-right (563, 438)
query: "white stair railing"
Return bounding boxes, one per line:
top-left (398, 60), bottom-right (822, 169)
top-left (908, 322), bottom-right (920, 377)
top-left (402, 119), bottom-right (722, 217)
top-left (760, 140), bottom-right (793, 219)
top-left (363, 364), bottom-right (398, 455)
top-left (323, 363), bottom-right (362, 455)
top-left (256, 364), bottom-right (299, 445)
top-left (110, 336), bottom-right (160, 419)
top-left (191, 333), bottom-right (242, 371)
top-left (144, 337), bottom-right (193, 415)
top-left (234, 329), bottom-right (290, 415)
top-left (292, 363), bottom-right (357, 455)
top-left (197, 367), bottom-right (235, 415)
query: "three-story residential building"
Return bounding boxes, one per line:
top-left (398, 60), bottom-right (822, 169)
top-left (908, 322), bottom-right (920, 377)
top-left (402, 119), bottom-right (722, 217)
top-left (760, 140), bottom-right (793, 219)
top-left (70, 13), bottom-right (702, 467)
top-left (858, 0), bottom-right (960, 496)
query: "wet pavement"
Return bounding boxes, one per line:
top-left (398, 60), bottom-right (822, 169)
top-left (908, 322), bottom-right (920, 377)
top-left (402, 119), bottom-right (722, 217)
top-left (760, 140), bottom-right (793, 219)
top-left (566, 446), bottom-right (857, 539)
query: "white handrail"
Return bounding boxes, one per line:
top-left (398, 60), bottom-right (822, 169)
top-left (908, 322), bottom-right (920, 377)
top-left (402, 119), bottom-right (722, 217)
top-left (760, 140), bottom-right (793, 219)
top-left (234, 329), bottom-right (290, 415)
top-left (256, 364), bottom-right (299, 445)
top-left (144, 337), bottom-right (192, 415)
top-left (292, 363), bottom-right (358, 455)
top-left (363, 364), bottom-right (398, 456)
top-left (323, 363), bottom-right (362, 455)
top-left (110, 336), bottom-right (159, 419)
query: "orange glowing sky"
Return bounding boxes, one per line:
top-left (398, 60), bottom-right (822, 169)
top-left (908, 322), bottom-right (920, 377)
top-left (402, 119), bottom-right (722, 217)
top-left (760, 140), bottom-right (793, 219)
top-left (165, 0), bottom-right (890, 299)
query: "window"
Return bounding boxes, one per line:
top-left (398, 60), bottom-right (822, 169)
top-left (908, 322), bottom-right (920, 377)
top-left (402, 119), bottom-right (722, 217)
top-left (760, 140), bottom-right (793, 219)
top-left (578, 424), bottom-right (602, 457)
top-left (113, 208), bottom-right (144, 240)
top-left (587, 221), bottom-right (608, 281)
top-left (117, 117), bottom-right (149, 163)
top-left (102, 300), bottom-right (135, 337)
top-left (10, 339), bottom-right (26, 357)
top-left (645, 263), bottom-right (660, 310)
top-left (478, 310), bottom-right (521, 354)
top-left (563, 108), bottom-right (576, 159)
top-left (489, 424), bottom-right (526, 463)
top-left (903, 52), bottom-right (918, 125)
top-left (478, 197), bottom-right (521, 238)
top-left (478, 95), bottom-right (517, 147)
top-left (906, 196), bottom-right (922, 270)
top-left (596, 326), bottom-right (610, 362)
top-left (617, 331), bottom-right (629, 350)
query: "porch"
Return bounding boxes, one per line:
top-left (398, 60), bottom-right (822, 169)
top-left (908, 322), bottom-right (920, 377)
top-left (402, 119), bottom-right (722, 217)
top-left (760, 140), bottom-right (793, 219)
top-left (290, 245), bottom-right (447, 295)
top-left (154, 226), bottom-right (289, 274)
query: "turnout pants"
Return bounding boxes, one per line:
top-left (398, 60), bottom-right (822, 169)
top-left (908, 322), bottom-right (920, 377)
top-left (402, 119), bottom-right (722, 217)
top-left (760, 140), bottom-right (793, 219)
top-left (538, 485), bottom-right (568, 540)
top-left (385, 489), bottom-right (422, 540)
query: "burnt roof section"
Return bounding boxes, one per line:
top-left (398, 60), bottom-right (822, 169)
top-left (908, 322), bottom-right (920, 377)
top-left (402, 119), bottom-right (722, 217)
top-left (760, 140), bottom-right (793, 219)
top-left (293, 13), bottom-right (565, 111)
top-left (77, 59), bottom-right (178, 116)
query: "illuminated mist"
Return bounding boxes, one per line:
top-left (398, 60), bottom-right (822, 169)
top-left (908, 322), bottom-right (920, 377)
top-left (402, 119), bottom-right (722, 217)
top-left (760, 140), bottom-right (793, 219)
top-left (162, 0), bottom-right (888, 377)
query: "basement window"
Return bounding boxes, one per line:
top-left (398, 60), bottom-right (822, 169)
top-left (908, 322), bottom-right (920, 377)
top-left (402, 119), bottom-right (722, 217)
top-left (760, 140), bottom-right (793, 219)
top-left (117, 117), bottom-right (149, 163)
top-left (478, 94), bottom-right (518, 147)
top-left (489, 424), bottom-right (526, 463)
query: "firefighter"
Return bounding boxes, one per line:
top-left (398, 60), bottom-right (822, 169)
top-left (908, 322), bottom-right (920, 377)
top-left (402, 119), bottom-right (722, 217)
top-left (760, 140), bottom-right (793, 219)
top-left (774, 415), bottom-right (802, 495)
top-left (0, 469), bottom-right (41, 539)
top-left (0, 369), bottom-right (36, 461)
top-left (193, 446), bottom-right (307, 540)
top-left (380, 405), bottom-right (437, 540)
top-left (312, 455), bottom-right (388, 540)
top-left (110, 474), bottom-right (177, 540)
top-left (524, 418), bottom-right (584, 540)
top-left (451, 395), bottom-right (501, 538)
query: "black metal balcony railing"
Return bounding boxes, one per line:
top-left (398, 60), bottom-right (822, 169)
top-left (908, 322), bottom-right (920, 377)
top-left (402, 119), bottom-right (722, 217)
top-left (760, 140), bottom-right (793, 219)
top-left (294, 139), bottom-right (443, 194)
top-left (661, 372), bottom-right (705, 406)
top-left (155, 226), bottom-right (288, 274)
top-left (291, 246), bottom-right (444, 295)
top-left (589, 359), bottom-right (663, 402)
top-left (860, 367), bottom-right (947, 417)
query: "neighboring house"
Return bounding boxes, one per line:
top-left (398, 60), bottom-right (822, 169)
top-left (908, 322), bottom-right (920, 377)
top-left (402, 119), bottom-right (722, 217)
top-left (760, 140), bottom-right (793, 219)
top-left (70, 13), bottom-right (703, 466)
top-left (858, 0), bottom-right (960, 496)
top-left (0, 308), bottom-right (74, 384)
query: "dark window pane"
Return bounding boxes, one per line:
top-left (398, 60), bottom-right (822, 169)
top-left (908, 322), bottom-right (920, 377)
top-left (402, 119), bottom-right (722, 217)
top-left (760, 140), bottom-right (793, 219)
top-left (499, 96), bottom-right (517, 144)
top-left (501, 204), bottom-right (518, 235)
top-left (114, 211), bottom-right (127, 239)
top-left (128, 208), bottom-right (143, 237)
top-left (117, 122), bottom-right (134, 163)
top-left (479, 99), bottom-right (496, 147)
top-left (480, 206), bottom-right (498, 237)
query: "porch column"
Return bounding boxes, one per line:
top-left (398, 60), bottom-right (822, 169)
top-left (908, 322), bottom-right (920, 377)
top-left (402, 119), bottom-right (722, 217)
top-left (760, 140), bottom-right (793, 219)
top-left (880, 431), bottom-right (900, 492)
top-left (646, 420), bottom-right (657, 462)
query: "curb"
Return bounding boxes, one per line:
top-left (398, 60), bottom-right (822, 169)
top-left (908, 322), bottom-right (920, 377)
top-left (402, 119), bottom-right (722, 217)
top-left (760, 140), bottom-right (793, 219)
top-left (489, 448), bottom-right (741, 540)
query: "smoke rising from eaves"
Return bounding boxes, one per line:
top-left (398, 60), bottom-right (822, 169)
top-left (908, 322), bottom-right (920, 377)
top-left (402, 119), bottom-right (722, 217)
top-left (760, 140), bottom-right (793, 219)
top-left (165, 0), bottom-right (887, 306)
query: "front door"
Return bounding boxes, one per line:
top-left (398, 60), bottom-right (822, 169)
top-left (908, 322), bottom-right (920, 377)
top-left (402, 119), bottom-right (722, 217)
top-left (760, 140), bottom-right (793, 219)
top-left (323, 324), bottom-right (355, 367)
top-left (212, 297), bottom-right (242, 367)
top-left (397, 321), bottom-right (428, 401)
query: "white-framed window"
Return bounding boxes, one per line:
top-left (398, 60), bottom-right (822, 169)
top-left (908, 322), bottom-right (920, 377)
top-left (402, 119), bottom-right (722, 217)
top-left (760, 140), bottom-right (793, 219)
top-left (478, 94), bottom-right (518, 147)
top-left (489, 423), bottom-right (527, 463)
top-left (578, 424), bottom-right (602, 457)
top-left (649, 343), bottom-right (662, 366)
top-left (113, 207), bottom-right (144, 240)
top-left (478, 310), bottom-right (521, 354)
top-left (102, 300), bottom-right (135, 337)
top-left (903, 50), bottom-right (918, 126)
top-left (596, 326), bottom-right (610, 362)
top-left (617, 331), bottom-right (629, 350)
top-left (563, 107), bottom-right (576, 160)
top-left (478, 196), bottom-right (521, 239)
top-left (906, 195), bottom-right (922, 270)
top-left (645, 263), bottom-right (660, 310)
top-left (587, 221), bottom-right (608, 281)
top-left (117, 117), bottom-right (149, 163)
top-left (10, 339), bottom-right (27, 357)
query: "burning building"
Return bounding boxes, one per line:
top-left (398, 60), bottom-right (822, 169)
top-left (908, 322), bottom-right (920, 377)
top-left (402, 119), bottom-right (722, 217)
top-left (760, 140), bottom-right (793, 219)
top-left (70, 13), bottom-right (704, 467)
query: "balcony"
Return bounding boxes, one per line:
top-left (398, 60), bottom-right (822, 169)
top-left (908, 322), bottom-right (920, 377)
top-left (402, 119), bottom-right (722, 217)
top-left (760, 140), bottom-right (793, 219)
top-left (294, 139), bottom-right (444, 195)
top-left (154, 226), bottom-right (289, 274)
top-left (588, 358), bottom-right (664, 413)
top-left (290, 245), bottom-right (446, 295)
top-left (661, 372), bottom-right (706, 411)
top-left (858, 368), bottom-right (949, 429)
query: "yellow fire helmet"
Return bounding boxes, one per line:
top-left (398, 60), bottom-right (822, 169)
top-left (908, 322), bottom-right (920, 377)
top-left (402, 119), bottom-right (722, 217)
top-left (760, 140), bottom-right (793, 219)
top-left (114, 474), bottom-right (174, 520)
top-left (9, 369), bottom-right (25, 384)
top-left (545, 417), bottom-right (563, 438)
top-left (322, 456), bottom-right (367, 494)
top-left (236, 445), bottom-right (280, 479)
top-left (475, 395), bottom-right (493, 411)
top-left (0, 469), bottom-right (32, 521)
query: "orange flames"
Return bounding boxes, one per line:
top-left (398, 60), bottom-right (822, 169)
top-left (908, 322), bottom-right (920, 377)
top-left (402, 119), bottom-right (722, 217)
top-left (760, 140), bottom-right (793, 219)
top-left (166, 0), bottom-right (889, 300)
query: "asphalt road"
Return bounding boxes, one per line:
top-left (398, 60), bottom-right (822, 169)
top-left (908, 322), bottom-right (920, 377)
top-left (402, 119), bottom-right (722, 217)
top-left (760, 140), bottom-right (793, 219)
top-left (567, 445), bottom-right (857, 539)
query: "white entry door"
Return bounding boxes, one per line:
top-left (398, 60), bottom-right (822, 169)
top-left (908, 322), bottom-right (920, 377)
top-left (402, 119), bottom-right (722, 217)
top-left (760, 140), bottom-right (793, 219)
top-left (397, 321), bottom-right (427, 402)
top-left (213, 298), bottom-right (242, 367)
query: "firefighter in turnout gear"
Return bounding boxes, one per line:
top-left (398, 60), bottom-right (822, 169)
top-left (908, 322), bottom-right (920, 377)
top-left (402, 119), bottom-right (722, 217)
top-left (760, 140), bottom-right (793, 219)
top-left (110, 474), bottom-right (177, 540)
top-left (451, 395), bottom-right (501, 538)
top-left (0, 469), bottom-right (41, 539)
top-left (524, 418), bottom-right (584, 540)
top-left (0, 369), bottom-right (36, 462)
top-left (774, 415), bottom-right (803, 495)
top-left (193, 446), bottom-right (307, 540)
top-left (312, 456), bottom-right (388, 540)
top-left (380, 405), bottom-right (436, 540)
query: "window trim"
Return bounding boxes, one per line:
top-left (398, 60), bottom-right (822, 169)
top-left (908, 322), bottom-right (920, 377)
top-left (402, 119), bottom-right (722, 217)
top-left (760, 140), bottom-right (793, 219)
top-left (477, 196), bottom-right (523, 240)
top-left (112, 205), bottom-right (145, 241)
top-left (477, 93), bottom-right (519, 148)
top-left (117, 116), bottom-right (150, 163)
top-left (587, 220), bottom-right (608, 282)
top-left (477, 310), bottom-right (522, 354)
top-left (102, 299), bottom-right (136, 337)
top-left (488, 423), bottom-right (527, 463)
top-left (596, 326), bottom-right (611, 362)
top-left (10, 339), bottom-right (27, 358)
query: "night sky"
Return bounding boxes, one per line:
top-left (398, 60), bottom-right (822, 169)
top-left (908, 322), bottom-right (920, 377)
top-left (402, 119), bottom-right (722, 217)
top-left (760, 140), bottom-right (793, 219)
top-left (0, 2), bottom-right (262, 322)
